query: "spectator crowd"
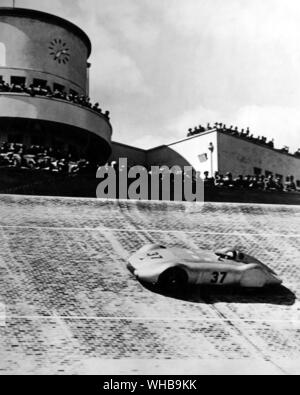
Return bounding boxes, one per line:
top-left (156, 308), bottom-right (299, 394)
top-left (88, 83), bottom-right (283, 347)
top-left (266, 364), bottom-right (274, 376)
top-left (203, 171), bottom-right (298, 193)
top-left (0, 80), bottom-right (110, 120)
top-left (0, 141), bottom-right (92, 175)
top-left (187, 122), bottom-right (300, 156)
top-left (104, 161), bottom-right (299, 195)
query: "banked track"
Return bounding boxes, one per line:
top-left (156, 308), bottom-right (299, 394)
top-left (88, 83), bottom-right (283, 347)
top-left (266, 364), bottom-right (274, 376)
top-left (0, 195), bottom-right (299, 375)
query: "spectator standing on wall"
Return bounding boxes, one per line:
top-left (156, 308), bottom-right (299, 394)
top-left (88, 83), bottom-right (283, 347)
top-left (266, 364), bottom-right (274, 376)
top-left (223, 172), bottom-right (235, 188)
top-left (275, 178), bottom-right (284, 192)
top-left (215, 174), bottom-right (224, 187)
top-left (249, 176), bottom-right (259, 190)
top-left (234, 175), bottom-right (245, 189)
top-left (286, 176), bottom-right (297, 191)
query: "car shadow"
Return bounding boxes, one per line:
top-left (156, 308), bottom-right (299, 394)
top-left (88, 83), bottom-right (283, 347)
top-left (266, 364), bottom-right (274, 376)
top-left (142, 283), bottom-right (297, 306)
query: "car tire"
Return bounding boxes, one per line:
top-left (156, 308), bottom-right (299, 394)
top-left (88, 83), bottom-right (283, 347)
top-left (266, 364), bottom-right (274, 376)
top-left (158, 267), bottom-right (188, 292)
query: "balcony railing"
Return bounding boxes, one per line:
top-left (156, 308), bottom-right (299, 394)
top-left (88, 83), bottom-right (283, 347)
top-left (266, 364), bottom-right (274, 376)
top-left (0, 92), bottom-right (113, 144)
top-left (0, 88), bottom-right (110, 120)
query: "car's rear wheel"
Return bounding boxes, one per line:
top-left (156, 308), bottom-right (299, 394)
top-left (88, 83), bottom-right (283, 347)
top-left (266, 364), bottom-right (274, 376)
top-left (158, 267), bottom-right (188, 292)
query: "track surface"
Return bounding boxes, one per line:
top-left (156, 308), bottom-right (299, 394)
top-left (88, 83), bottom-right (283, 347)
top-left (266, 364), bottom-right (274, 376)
top-left (0, 195), bottom-right (299, 375)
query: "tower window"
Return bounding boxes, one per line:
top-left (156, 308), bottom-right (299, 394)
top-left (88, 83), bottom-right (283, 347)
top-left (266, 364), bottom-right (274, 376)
top-left (70, 89), bottom-right (78, 97)
top-left (53, 83), bottom-right (65, 92)
top-left (33, 79), bottom-right (47, 88)
top-left (11, 76), bottom-right (26, 86)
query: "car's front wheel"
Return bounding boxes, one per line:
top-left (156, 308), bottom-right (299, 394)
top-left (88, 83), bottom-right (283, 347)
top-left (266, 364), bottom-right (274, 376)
top-left (158, 267), bottom-right (188, 292)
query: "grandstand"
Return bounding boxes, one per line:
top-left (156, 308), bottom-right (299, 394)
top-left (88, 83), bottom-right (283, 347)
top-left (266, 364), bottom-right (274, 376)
top-left (0, 8), bottom-right (112, 165)
top-left (0, 7), bottom-right (299, 205)
top-left (0, 195), bottom-right (299, 374)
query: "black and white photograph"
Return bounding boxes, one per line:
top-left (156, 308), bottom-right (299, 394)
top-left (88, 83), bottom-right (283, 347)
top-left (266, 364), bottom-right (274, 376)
top-left (0, 0), bottom-right (299, 377)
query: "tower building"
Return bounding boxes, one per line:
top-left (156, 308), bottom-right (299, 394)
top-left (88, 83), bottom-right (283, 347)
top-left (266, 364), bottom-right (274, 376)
top-left (0, 7), bottom-right (112, 164)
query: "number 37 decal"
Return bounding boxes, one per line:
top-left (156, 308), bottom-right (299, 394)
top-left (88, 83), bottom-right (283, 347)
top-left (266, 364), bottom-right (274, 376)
top-left (211, 272), bottom-right (228, 284)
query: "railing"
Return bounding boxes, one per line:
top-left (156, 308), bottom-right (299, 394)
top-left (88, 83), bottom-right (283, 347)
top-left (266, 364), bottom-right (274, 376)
top-left (0, 91), bottom-right (110, 120)
top-left (0, 92), bottom-right (113, 143)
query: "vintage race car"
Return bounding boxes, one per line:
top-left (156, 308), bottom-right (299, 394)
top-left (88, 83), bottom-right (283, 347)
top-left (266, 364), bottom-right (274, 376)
top-left (128, 245), bottom-right (282, 291)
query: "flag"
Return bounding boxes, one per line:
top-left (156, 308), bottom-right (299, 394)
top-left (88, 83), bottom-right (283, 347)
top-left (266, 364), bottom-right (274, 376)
top-left (198, 153), bottom-right (208, 163)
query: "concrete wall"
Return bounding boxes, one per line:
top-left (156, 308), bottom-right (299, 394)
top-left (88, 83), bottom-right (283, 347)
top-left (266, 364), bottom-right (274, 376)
top-left (0, 12), bottom-right (89, 94)
top-left (0, 93), bottom-right (112, 145)
top-left (146, 145), bottom-right (192, 170)
top-left (218, 132), bottom-right (300, 182)
top-left (108, 131), bottom-right (300, 187)
top-left (147, 132), bottom-right (218, 176)
top-left (110, 142), bottom-right (147, 167)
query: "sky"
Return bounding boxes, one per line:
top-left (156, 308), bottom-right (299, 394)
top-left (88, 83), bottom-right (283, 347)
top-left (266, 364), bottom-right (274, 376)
top-left (1, 0), bottom-right (300, 152)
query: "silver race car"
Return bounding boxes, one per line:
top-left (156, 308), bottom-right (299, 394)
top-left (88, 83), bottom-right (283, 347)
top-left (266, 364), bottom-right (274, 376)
top-left (128, 245), bottom-right (282, 291)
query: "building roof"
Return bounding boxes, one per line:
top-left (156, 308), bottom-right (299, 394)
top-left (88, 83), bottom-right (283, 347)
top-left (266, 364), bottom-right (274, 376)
top-left (0, 7), bottom-right (92, 57)
top-left (112, 141), bottom-right (147, 152)
top-left (156, 129), bottom-right (300, 160)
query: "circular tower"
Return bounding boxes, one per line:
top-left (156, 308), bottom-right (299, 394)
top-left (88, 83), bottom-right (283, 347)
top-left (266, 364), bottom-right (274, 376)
top-left (0, 7), bottom-right (112, 164)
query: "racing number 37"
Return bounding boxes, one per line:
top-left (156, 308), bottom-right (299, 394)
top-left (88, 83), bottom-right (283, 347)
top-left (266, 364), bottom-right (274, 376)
top-left (211, 272), bottom-right (228, 284)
